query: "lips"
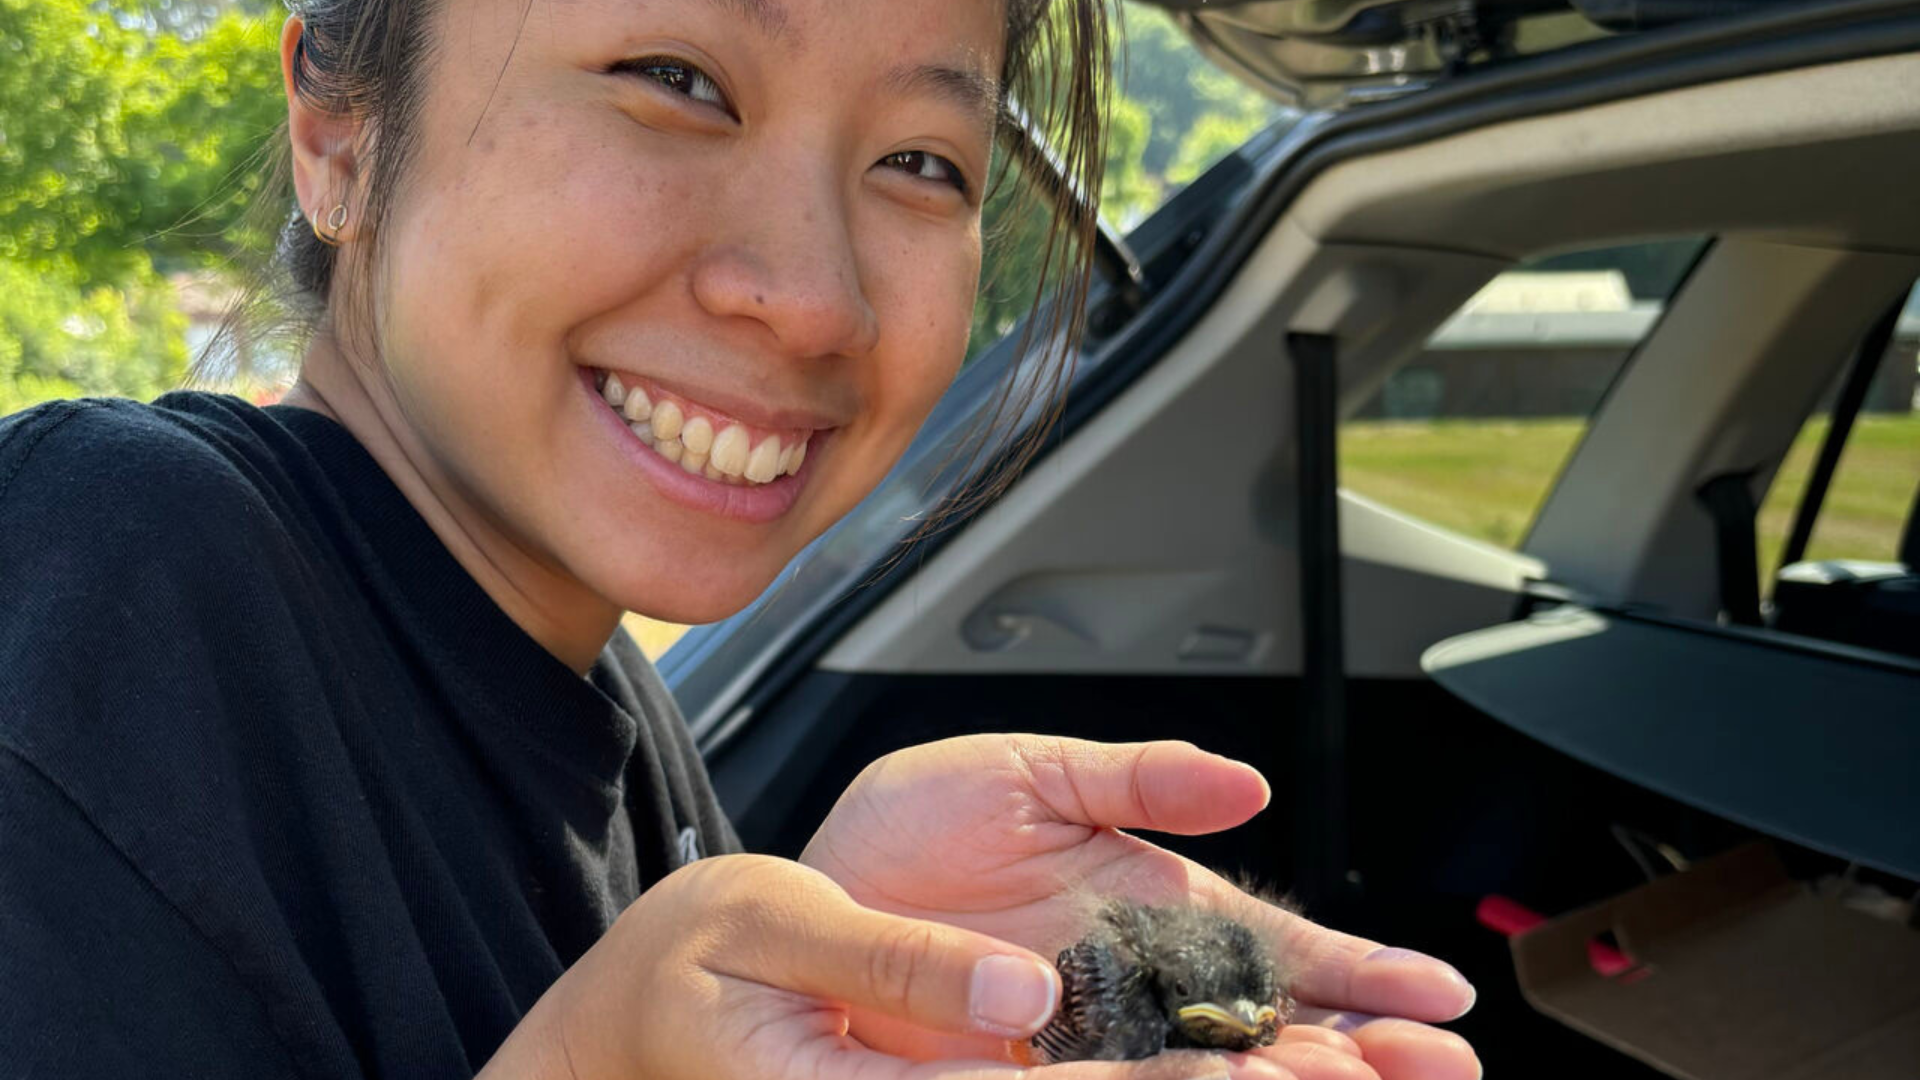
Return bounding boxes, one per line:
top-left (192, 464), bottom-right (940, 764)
top-left (579, 366), bottom-right (834, 525)
top-left (594, 369), bottom-right (815, 486)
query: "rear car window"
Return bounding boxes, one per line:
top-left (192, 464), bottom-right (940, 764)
top-left (1758, 278), bottom-right (1920, 583)
top-left (1339, 236), bottom-right (1710, 550)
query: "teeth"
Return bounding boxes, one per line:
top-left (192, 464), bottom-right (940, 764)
top-left (650, 400), bottom-right (683, 442)
top-left (623, 386), bottom-right (652, 423)
top-left (710, 423), bottom-right (750, 477)
top-left (610, 384), bottom-right (814, 487)
top-left (745, 436), bottom-right (783, 484)
top-left (681, 416), bottom-right (714, 456)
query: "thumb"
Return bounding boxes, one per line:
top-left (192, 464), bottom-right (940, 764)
top-left (702, 857), bottom-right (1061, 1039)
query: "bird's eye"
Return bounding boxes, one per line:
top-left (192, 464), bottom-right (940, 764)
top-left (1174, 980), bottom-right (1191, 998)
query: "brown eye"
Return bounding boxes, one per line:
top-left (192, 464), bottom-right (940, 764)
top-left (614, 56), bottom-right (732, 115)
top-left (881, 150), bottom-right (969, 197)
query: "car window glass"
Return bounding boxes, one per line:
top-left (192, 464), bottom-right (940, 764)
top-left (1338, 237), bottom-right (1710, 551)
top-left (1758, 278), bottom-right (1920, 585)
top-left (1103, 2), bottom-right (1291, 231)
top-left (965, 3), bottom-right (1291, 366)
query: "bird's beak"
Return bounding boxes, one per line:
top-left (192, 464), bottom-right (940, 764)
top-left (1176, 999), bottom-right (1280, 1039)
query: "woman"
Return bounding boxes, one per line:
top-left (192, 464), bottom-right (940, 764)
top-left (0, 1), bottom-right (1480, 1078)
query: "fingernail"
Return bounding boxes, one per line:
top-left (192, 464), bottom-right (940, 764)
top-left (1366, 947), bottom-right (1477, 1014)
top-left (970, 955), bottom-right (1058, 1036)
top-left (1366, 946), bottom-right (1467, 982)
top-left (1319, 1011), bottom-right (1365, 1035)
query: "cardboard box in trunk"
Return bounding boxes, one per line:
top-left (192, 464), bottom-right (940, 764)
top-left (1510, 843), bottom-right (1920, 1080)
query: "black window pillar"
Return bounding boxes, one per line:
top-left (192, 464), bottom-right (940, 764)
top-left (1287, 331), bottom-right (1351, 912)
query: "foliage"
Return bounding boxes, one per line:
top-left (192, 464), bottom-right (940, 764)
top-left (969, 1), bottom-right (1279, 360)
top-left (0, 0), bottom-right (280, 411)
top-left (0, 258), bottom-right (186, 414)
top-left (0, 0), bottom-right (282, 284)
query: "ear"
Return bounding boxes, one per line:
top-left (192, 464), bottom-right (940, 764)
top-left (281, 15), bottom-right (367, 244)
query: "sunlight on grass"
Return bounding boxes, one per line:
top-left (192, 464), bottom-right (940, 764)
top-left (1339, 419), bottom-right (1589, 550)
top-left (1757, 414), bottom-right (1920, 580)
top-left (621, 613), bottom-right (690, 660)
top-left (1340, 415), bottom-right (1919, 574)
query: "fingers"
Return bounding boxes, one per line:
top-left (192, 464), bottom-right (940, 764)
top-left (877, 1049), bottom-right (1302, 1080)
top-left (689, 856), bottom-right (1062, 1040)
top-left (1260, 1025), bottom-right (1377, 1080)
top-left (1012, 738), bottom-right (1272, 836)
top-left (1289, 1011), bottom-right (1480, 1080)
top-left (1197, 880), bottom-right (1475, 1023)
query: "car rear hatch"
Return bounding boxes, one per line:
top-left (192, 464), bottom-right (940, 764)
top-left (1136, 0), bottom-right (1820, 108)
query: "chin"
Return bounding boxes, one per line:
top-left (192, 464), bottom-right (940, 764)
top-left (596, 550), bottom-right (789, 628)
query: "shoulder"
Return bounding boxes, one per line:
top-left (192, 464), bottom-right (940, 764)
top-left (0, 393), bottom-right (310, 590)
top-left (0, 392), bottom-right (281, 518)
top-left (0, 394), bottom-right (318, 723)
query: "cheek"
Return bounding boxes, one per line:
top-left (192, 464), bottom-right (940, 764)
top-left (381, 110), bottom-right (707, 385)
top-left (867, 230), bottom-right (981, 420)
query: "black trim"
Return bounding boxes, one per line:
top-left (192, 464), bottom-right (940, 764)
top-left (1287, 333), bottom-right (1352, 910)
top-left (697, 1), bottom-right (1920, 756)
top-left (1695, 469), bottom-right (1765, 626)
top-left (1779, 294), bottom-right (1908, 569)
top-left (1901, 480), bottom-right (1920, 568)
top-left (1591, 601), bottom-right (1920, 676)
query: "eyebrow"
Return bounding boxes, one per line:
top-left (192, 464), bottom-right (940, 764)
top-left (883, 62), bottom-right (1003, 138)
top-left (698, 0), bottom-right (790, 40)
top-left (681, 0), bottom-right (1001, 135)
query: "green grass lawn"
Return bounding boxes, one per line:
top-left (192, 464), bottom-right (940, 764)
top-left (1339, 414), bottom-right (1920, 582)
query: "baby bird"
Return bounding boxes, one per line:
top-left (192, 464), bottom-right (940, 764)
top-left (1029, 899), bottom-right (1294, 1063)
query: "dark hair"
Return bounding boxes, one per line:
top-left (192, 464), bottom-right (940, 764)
top-left (207, 0), bottom-right (1112, 508)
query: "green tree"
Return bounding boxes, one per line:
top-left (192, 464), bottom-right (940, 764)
top-left (0, 259), bottom-right (186, 415)
top-left (967, 2), bottom-right (1281, 360)
top-left (0, 0), bottom-right (280, 285)
top-left (0, 0), bottom-right (281, 411)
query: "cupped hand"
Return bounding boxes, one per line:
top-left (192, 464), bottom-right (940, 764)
top-left (799, 736), bottom-right (1481, 1080)
top-left (477, 853), bottom-right (1288, 1080)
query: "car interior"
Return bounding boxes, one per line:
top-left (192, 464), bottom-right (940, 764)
top-left (660, 2), bottom-right (1920, 1075)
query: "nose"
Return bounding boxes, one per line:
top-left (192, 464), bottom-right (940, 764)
top-left (690, 169), bottom-right (881, 360)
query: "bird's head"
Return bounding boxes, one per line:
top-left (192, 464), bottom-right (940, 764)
top-left (1150, 918), bottom-right (1287, 1051)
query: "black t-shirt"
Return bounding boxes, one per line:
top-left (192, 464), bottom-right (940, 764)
top-left (0, 392), bottom-right (739, 1078)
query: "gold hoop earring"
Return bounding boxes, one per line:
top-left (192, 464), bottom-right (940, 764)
top-left (312, 203), bottom-right (348, 247)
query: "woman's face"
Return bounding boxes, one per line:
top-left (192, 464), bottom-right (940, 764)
top-left (335, 0), bottom-right (1001, 627)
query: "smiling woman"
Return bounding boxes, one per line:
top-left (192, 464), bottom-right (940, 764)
top-left (267, 0), bottom-right (1100, 660)
top-left (0, 2), bottom-right (1480, 1079)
